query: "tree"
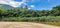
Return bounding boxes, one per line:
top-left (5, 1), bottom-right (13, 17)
top-left (52, 5), bottom-right (60, 16)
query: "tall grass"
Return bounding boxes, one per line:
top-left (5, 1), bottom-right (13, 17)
top-left (1, 16), bottom-right (60, 26)
top-left (1, 16), bottom-right (60, 22)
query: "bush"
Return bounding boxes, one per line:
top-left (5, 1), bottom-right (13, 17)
top-left (0, 16), bottom-right (60, 22)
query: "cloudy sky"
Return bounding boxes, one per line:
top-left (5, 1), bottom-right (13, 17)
top-left (0, 0), bottom-right (60, 10)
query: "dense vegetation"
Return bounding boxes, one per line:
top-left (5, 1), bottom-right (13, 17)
top-left (0, 5), bottom-right (60, 22)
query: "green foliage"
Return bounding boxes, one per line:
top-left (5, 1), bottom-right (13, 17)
top-left (1, 16), bottom-right (60, 22)
top-left (0, 5), bottom-right (60, 22)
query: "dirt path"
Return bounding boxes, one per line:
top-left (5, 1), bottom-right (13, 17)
top-left (0, 22), bottom-right (60, 28)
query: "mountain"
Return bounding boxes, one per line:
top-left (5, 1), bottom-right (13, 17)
top-left (0, 4), bottom-right (14, 9)
top-left (0, 4), bottom-right (28, 10)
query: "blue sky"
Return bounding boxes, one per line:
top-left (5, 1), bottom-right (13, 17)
top-left (14, 0), bottom-right (60, 10)
top-left (0, 0), bottom-right (60, 10)
top-left (18, 0), bottom-right (60, 9)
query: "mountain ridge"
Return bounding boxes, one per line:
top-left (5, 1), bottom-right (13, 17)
top-left (0, 4), bottom-right (15, 9)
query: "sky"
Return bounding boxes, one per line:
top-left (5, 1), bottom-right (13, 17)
top-left (0, 0), bottom-right (60, 10)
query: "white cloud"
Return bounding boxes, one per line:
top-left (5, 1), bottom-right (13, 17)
top-left (0, 0), bottom-right (27, 7)
top-left (28, 8), bottom-right (31, 9)
top-left (30, 5), bottom-right (35, 8)
top-left (31, 0), bottom-right (40, 2)
top-left (22, 0), bottom-right (27, 2)
top-left (48, 0), bottom-right (50, 2)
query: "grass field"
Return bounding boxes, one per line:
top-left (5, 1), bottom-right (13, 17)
top-left (0, 16), bottom-right (60, 26)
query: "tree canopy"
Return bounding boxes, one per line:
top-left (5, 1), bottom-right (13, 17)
top-left (0, 5), bottom-right (60, 17)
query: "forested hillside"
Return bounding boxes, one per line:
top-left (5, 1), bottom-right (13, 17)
top-left (0, 5), bottom-right (60, 17)
top-left (0, 5), bottom-right (60, 22)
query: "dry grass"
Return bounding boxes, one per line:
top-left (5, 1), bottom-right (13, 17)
top-left (40, 22), bottom-right (60, 26)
